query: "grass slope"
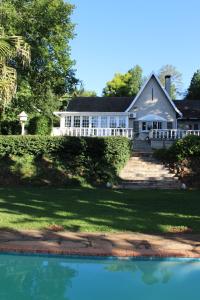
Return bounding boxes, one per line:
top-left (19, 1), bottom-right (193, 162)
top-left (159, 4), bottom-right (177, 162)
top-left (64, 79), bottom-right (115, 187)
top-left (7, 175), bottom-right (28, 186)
top-left (0, 187), bottom-right (199, 233)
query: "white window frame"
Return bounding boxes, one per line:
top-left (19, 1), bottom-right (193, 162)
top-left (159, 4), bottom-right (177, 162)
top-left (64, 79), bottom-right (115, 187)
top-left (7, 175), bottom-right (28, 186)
top-left (91, 116), bottom-right (98, 128)
top-left (153, 121), bottom-right (162, 130)
top-left (110, 116), bottom-right (117, 128)
top-left (65, 116), bottom-right (71, 127)
top-left (82, 116), bottom-right (89, 128)
top-left (101, 116), bottom-right (107, 128)
top-left (119, 116), bottom-right (126, 128)
top-left (74, 116), bottom-right (80, 127)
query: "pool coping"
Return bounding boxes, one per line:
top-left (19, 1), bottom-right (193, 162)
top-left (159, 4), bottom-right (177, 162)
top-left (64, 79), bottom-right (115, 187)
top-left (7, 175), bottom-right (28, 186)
top-left (0, 230), bottom-right (200, 258)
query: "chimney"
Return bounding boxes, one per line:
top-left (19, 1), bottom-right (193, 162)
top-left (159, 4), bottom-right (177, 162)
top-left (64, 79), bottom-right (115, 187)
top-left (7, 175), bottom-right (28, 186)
top-left (165, 75), bottom-right (171, 96)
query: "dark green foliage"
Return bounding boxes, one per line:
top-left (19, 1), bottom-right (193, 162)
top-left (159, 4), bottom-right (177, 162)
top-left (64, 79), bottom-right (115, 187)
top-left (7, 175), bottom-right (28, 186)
top-left (170, 135), bottom-right (200, 161)
top-left (154, 135), bottom-right (200, 163)
top-left (0, 120), bottom-right (21, 135)
top-left (28, 116), bottom-right (52, 135)
top-left (187, 69), bottom-right (200, 99)
top-left (0, 136), bottom-right (131, 183)
top-left (1, 0), bottom-right (79, 117)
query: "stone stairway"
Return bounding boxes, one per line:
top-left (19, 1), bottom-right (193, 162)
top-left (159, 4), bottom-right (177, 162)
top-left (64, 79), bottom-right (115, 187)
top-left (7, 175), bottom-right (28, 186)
top-left (119, 153), bottom-right (181, 190)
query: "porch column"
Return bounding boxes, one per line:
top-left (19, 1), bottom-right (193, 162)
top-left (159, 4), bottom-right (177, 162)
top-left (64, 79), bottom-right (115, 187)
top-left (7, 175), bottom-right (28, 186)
top-left (60, 116), bottom-right (65, 129)
top-left (71, 115), bottom-right (74, 127)
top-left (126, 116), bottom-right (129, 128)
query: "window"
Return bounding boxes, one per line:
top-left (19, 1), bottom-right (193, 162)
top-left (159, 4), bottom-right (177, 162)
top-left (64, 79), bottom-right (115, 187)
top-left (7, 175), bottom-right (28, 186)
top-left (74, 116), bottom-right (80, 127)
top-left (167, 122), bottom-right (173, 130)
top-left (119, 116), bottom-right (126, 128)
top-left (153, 122), bottom-right (162, 130)
top-left (142, 122), bottom-right (147, 131)
top-left (65, 116), bottom-right (71, 127)
top-left (101, 116), bottom-right (107, 128)
top-left (91, 116), bottom-right (98, 128)
top-left (110, 116), bottom-right (117, 128)
top-left (194, 124), bottom-right (199, 130)
top-left (82, 116), bottom-right (89, 128)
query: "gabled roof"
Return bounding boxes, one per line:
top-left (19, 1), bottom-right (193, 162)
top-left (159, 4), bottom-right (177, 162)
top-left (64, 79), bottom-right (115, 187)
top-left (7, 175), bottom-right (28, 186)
top-left (174, 100), bottom-right (200, 119)
top-left (125, 72), bottom-right (182, 116)
top-left (65, 97), bottom-right (134, 112)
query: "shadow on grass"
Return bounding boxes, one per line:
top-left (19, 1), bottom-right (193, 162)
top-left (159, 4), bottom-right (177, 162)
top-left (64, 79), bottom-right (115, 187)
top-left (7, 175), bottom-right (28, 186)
top-left (0, 187), bottom-right (199, 234)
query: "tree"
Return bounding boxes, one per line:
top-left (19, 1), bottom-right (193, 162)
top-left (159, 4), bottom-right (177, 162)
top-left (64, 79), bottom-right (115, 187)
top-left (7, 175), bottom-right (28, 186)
top-left (187, 70), bottom-right (200, 99)
top-left (158, 64), bottom-right (182, 99)
top-left (72, 84), bottom-right (97, 97)
top-left (0, 26), bottom-right (30, 114)
top-left (1, 0), bottom-right (78, 117)
top-left (103, 65), bottom-right (143, 97)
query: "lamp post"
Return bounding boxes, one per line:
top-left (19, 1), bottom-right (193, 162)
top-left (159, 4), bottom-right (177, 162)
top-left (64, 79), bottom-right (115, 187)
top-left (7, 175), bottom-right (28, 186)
top-left (18, 111), bottom-right (28, 135)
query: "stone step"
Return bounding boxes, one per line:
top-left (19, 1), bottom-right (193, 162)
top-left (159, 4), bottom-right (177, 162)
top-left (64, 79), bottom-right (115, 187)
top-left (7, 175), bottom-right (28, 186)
top-left (119, 151), bottom-right (181, 189)
top-left (120, 175), bottom-right (176, 180)
top-left (121, 164), bottom-right (167, 169)
top-left (120, 169), bottom-right (174, 174)
top-left (133, 152), bottom-right (154, 157)
top-left (119, 180), bottom-right (181, 190)
top-left (121, 166), bottom-right (171, 171)
top-left (120, 176), bottom-right (177, 181)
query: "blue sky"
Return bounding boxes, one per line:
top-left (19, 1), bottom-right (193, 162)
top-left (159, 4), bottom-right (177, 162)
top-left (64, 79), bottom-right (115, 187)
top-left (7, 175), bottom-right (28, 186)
top-left (70, 0), bottom-right (200, 96)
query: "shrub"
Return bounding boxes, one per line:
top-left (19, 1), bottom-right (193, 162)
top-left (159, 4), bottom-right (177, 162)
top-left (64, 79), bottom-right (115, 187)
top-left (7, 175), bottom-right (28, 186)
top-left (154, 135), bottom-right (200, 163)
top-left (0, 120), bottom-right (21, 135)
top-left (0, 136), bottom-right (131, 184)
top-left (28, 116), bottom-right (52, 135)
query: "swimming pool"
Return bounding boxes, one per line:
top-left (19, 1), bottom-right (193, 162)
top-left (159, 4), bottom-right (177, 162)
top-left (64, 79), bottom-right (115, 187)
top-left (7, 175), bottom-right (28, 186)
top-left (0, 254), bottom-right (199, 300)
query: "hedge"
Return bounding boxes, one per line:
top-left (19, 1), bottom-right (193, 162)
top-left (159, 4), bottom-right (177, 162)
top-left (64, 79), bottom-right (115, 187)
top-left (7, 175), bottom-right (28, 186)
top-left (154, 135), bottom-right (200, 163)
top-left (0, 135), bottom-right (131, 184)
top-left (28, 116), bottom-right (52, 135)
top-left (153, 135), bottom-right (200, 187)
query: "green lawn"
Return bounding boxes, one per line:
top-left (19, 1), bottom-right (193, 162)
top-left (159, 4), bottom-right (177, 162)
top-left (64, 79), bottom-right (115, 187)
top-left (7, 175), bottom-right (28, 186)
top-left (0, 187), bottom-right (199, 233)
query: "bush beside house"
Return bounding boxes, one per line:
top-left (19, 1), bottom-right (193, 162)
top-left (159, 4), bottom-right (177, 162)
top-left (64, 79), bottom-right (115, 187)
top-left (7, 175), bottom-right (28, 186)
top-left (154, 135), bottom-right (200, 187)
top-left (0, 136), bottom-right (131, 186)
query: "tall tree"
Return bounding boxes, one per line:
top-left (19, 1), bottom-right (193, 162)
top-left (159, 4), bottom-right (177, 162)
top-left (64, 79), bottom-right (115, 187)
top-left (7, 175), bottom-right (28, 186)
top-left (0, 26), bottom-right (30, 115)
top-left (72, 84), bottom-right (97, 97)
top-left (158, 64), bottom-right (182, 99)
top-left (103, 65), bottom-right (143, 97)
top-left (187, 70), bottom-right (200, 100)
top-left (1, 0), bottom-right (78, 116)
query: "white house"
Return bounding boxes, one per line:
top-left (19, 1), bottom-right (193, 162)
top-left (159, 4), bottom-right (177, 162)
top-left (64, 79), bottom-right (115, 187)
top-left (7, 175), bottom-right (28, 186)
top-left (53, 73), bottom-right (200, 142)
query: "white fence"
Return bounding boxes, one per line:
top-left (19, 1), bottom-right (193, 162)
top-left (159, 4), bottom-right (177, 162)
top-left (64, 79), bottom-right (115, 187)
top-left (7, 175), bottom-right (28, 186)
top-left (149, 129), bottom-right (200, 140)
top-left (52, 127), bottom-right (134, 139)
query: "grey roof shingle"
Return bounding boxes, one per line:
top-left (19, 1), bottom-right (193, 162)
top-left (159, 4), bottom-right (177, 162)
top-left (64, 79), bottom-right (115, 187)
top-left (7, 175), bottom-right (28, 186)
top-left (66, 97), bottom-right (200, 119)
top-left (174, 100), bottom-right (200, 119)
top-left (66, 97), bottom-right (134, 112)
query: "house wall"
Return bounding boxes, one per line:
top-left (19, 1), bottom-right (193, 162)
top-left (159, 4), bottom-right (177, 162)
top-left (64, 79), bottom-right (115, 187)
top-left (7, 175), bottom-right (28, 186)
top-left (128, 76), bottom-right (177, 129)
top-left (177, 119), bottom-right (200, 130)
top-left (58, 112), bottom-right (129, 129)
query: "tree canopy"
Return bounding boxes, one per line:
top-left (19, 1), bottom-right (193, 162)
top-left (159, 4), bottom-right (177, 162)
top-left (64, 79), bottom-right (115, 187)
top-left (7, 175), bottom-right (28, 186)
top-left (187, 70), bottom-right (200, 100)
top-left (1, 0), bottom-right (78, 117)
top-left (158, 64), bottom-right (182, 99)
top-left (102, 65), bottom-right (143, 97)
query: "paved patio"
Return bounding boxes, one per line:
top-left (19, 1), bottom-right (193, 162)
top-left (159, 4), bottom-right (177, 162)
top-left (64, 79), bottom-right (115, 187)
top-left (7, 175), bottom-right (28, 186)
top-left (0, 230), bottom-right (200, 257)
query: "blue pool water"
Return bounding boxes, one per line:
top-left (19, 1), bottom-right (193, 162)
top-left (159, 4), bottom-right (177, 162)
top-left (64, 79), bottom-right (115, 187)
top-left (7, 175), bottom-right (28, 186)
top-left (0, 254), bottom-right (200, 300)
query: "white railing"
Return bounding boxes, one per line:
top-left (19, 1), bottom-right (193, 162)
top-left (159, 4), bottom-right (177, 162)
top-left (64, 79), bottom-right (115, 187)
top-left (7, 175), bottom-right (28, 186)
top-left (52, 127), bottom-right (134, 139)
top-left (149, 129), bottom-right (200, 140)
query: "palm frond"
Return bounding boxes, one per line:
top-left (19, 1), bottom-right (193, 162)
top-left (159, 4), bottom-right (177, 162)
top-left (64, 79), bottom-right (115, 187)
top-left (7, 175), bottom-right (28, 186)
top-left (8, 36), bottom-right (31, 66)
top-left (0, 39), bottom-right (13, 60)
top-left (0, 63), bottom-right (17, 105)
top-left (0, 26), bottom-right (31, 110)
